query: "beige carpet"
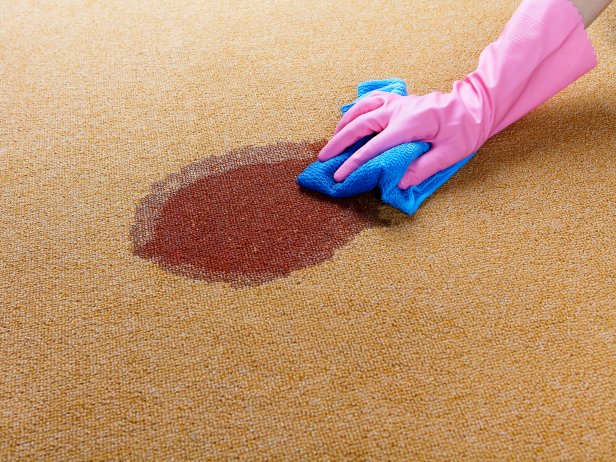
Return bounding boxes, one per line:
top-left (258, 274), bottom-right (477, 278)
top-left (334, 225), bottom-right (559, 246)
top-left (1, 0), bottom-right (615, 460)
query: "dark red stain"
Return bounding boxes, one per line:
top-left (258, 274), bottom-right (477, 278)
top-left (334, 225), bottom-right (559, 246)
top-left (132, 141), bottom-right (390, 286)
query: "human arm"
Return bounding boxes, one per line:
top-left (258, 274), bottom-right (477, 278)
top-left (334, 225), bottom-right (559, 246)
top-left (318, 0), bottom-right (606, 189)
top-left (573, 0), bottom-right (612, 26)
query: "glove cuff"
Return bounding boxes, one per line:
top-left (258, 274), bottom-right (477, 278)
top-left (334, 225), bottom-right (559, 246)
top-left (486, 1), bottom-right (597, 136)
top-left (500, 0), bottom-right (585, 48)
top-left (462, 0), bottom-right (598, 141)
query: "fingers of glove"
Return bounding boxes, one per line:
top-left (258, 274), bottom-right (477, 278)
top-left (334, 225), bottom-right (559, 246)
top-left (333, 129), bottom-right (398, 182)
top-left (397, 145), bottom-right (455, 189)
top-left (333, 91), bottom-right (388, 135)
top-left (318, 111), bottom-right (388, 161)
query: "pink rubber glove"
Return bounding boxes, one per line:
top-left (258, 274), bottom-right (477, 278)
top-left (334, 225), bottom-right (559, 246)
top-left (318, 0), bottom-right (597, 189)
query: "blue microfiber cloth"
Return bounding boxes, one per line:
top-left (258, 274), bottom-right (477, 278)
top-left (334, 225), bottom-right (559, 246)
top-left (296, 78), bottom-right (477, 215)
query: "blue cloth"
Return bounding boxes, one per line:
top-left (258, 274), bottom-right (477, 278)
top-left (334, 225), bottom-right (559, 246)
top-left (296, 78), bottom-right (476, 215)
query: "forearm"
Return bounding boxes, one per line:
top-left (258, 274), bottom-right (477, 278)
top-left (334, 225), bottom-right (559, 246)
top-left (466, 0), bottom-right (596, 138)
top-left (571, 0), bottom-right (612, 26)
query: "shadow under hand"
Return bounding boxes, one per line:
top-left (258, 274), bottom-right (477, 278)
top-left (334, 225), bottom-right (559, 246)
top-left (452, 100), bottom-right (615, 190)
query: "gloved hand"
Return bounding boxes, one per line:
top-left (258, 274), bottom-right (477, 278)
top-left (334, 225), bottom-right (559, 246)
top-left (318, 0), bottom-right (597, 189)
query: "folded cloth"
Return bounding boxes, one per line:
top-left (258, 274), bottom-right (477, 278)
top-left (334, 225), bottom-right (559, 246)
top-left (296, 78), bottom-right (476, 215)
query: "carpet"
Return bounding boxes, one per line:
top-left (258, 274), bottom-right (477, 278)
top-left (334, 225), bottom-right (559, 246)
top-left (1, 0), bottom-right (614, 460)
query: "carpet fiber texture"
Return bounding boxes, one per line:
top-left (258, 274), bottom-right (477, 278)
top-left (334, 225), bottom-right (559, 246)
top-left (1, 0), bottom-right (615, 460)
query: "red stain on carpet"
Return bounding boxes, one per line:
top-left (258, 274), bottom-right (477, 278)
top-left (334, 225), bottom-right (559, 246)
top-left (132, 141), bottom-right (389, 286)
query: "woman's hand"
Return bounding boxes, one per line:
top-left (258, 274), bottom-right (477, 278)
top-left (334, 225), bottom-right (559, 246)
top-left (317, 89), bottom-right (485, 190)
top-left (317, 0), bottom-right (599, 191)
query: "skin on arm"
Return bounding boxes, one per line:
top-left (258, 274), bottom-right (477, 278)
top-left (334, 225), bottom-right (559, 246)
top-left (572, 0), bottom-right (613, 26)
